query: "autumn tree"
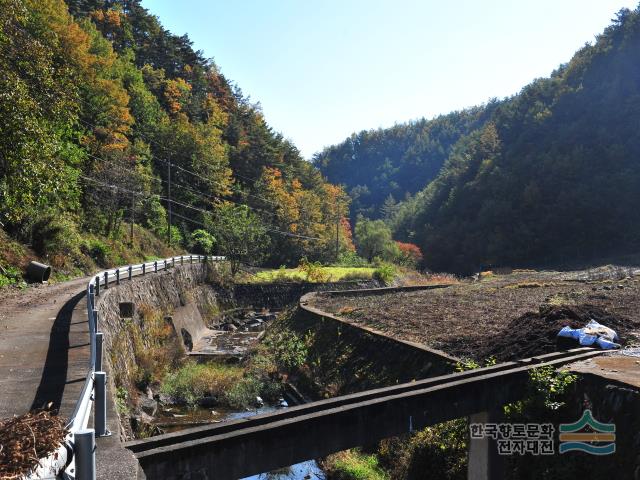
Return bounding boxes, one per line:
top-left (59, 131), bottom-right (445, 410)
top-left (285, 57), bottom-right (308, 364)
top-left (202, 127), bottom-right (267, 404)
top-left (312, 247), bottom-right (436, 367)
top-left (207, 204), bottom-right (269, 274)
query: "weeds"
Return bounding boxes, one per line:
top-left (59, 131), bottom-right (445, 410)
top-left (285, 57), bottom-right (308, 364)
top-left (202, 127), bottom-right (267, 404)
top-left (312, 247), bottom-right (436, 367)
top-left (505, 365), bottom-right (577, 415)
top-left (324, 449), bottom-right (389, 480)
top-left (0, 264), bottom-right (24, 288)
top-left (373, 263), bottom-right (397, 284)
top-left (115, 386), bottom-right (129, 415)
top-left (299, 258), bottom-right (331, 282)
top-left (262, 329), bottom-right (308, 371)
top-left (160, 361), bottom-right (244, 406)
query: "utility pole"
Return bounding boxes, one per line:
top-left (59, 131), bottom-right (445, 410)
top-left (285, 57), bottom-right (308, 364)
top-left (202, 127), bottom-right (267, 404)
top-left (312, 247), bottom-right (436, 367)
top-left (130, 193), bottom-right (135, 246)
top-left (335, 217), bottom-right (340, 262)
top-left (167, 160), bottom-right (172, 247)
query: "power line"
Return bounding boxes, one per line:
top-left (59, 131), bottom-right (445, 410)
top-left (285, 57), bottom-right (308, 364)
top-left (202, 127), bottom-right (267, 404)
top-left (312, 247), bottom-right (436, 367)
top-left (80, 175), bottom-right (320, 240)
top-left (76, 133), bottom-right (270, 214)
top-left (78, 141), bottom-right (302, 223)
top-left (75, 114), bottom-right (320, 216)
top-left (74, 101), bottom-right (338, 232)
top-left (75, 99), bottom-right (271, 184)
top-left (161, 197), bottom-right (320, 240)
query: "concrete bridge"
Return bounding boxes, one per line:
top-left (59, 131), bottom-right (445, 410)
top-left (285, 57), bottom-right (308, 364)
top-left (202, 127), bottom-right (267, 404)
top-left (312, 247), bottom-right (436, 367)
top-left (126, 348), bottom-right (601, 480)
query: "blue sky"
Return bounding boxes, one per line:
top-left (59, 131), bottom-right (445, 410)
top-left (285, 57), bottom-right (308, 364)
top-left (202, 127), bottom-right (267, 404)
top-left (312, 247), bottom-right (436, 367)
top-left (141, 0), bottom-right (638, 159)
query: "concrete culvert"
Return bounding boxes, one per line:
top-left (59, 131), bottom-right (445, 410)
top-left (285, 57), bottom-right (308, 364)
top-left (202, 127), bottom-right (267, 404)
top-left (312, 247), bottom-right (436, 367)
top-left (119, 302), bottom-right (135, 319)
top-left (181, 328), bottom-right (193, 352)
top-left (26, 261), bottom-right (51, 283)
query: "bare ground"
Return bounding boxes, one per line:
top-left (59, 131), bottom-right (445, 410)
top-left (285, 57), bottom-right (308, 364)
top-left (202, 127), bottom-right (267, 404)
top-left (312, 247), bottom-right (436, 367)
top-left (310, 266), bottom-right (640, 361)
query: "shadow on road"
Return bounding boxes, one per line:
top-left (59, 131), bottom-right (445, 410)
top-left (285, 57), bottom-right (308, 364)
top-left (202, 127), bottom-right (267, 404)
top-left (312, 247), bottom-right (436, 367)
top-left (30, 290), bottom-right (86, 415)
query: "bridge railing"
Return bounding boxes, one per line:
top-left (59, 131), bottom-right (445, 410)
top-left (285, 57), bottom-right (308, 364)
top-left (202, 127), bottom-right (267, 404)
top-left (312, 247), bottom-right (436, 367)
top-left (63, 254), bottom-right (224, 479)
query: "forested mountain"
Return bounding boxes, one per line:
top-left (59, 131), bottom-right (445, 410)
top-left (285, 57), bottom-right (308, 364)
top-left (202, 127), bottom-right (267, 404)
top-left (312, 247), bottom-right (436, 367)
top-left (0, 0), bottom-right (353, 272)
top-left (320, 7), bottom-right (640, 274)
top-left (314, 106), bottom-right (496, 219)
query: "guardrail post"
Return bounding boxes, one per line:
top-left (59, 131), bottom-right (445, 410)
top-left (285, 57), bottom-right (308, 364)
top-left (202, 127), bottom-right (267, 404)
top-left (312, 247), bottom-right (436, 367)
top-left (94, 371), bottom-right (110, 437)
top-left (190, 255), bottom-right (193, 264)
top-left (142, 263), bottom-right (146, 275)
top-left (116, 268), bottom-right (120, 285)
top-left (74, 429), bottom-right (96, 480)
top-left (95, 277), bottom-right (100, 297)
top-left (128, 265), bottom-right (132, 280)
top-left (154, 261), bottom-right (157, 273)
top-left (103, 271), bottom-right (108, 289)
top-left (204, 255), bottom-right (208, 263)
top-left (173, 257), bottom-right (176, 268)
top-left (92, 309), bottom-right (99, 332)
top-left (181, 255), bottom-right (184, 265)
top-left (89, 284), bottom-right (95, 309)
top-left (164, 259), bottom-right (168, 270)
top-left (95, 332), bottom-right (103, 371)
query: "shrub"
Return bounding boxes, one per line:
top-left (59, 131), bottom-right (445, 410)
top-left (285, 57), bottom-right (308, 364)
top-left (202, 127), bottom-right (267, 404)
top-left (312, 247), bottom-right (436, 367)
top-left (161, 361), bottom-right (244, 406)
top-left (189, 229), bottom-right (215, 254)
top-left (376, 420), bottom-right (468, 480)
top-left (224, 376), bottom-right (266, 409)
top-left (298, 258), bottom-right (330, 282)
top-left (325, 450), bottom-right (389, 480)
top-left (82, 239), bottom-right (111, 267)
top-left (394, 241), bottom-right (423, 267)
top-left (28, 214), bottom-right (82, 266)
top-left (373, 263), bottom-right (397, 284)
top-left (263, 329), bottom-right (308, 371)
top-left (335, 251), bottom-right (370, 267)
top-left (0, 265), bottom-right (23, 288)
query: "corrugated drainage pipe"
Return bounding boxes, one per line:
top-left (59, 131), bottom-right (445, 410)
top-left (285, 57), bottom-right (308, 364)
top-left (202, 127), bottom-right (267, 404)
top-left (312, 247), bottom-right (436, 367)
top-left (26, 261), bottom-right (51, 283)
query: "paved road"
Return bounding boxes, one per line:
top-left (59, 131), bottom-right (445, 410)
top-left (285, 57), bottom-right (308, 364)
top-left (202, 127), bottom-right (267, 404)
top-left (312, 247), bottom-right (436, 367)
top-left (0, 277), bottom-right (90, 420)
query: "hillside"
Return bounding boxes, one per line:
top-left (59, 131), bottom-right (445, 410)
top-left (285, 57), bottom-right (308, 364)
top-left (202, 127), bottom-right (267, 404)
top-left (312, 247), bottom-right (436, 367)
top-left (314, 105), bottom-right (496, 219)
top-left (0, 0), bottom-right (354, 279)
top-left (318, 7), bottom-right (640, 275)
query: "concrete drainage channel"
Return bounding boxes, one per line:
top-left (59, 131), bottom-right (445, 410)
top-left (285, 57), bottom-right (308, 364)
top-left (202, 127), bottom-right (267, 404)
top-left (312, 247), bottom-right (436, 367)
top-left (29, 255), bottom-right (224, 480)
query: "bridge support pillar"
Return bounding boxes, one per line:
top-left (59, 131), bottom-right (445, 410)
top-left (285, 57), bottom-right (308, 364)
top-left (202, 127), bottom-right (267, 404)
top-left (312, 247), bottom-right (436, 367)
top-left (468, 409), bottom-right (504, 480)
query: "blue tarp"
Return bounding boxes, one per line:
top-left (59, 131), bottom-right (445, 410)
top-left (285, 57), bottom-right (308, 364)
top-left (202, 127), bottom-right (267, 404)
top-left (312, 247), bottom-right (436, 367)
top-left (557, 319), bottom-right (620, 350)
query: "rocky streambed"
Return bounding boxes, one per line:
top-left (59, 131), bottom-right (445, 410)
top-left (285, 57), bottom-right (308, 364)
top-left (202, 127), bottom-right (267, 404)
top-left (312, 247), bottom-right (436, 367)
top-left (189, 307), bottom-right (281, 356)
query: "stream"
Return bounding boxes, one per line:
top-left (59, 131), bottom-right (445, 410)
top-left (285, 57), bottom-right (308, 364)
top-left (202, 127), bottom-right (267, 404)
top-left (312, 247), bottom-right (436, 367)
top-left (154, 304), bottom-right (325, 479)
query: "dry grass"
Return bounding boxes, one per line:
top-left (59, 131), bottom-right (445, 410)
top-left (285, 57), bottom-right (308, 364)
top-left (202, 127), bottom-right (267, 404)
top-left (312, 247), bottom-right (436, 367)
top-left (504, 281), bottom-right (549, 289)
top-left (338, 306), bottom-right (362, 315)
top-left (399, 271), bottom-right (460, 286)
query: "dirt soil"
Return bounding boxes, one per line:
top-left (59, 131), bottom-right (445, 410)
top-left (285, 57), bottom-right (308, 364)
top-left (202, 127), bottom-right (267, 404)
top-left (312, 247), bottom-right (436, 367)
top-left (310, 266), bottom-right (640, 361)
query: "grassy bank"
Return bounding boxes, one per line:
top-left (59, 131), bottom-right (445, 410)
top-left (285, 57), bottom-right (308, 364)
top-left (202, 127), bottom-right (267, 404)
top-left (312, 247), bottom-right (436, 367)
top-left (247, 266), bottom-right (377, 283)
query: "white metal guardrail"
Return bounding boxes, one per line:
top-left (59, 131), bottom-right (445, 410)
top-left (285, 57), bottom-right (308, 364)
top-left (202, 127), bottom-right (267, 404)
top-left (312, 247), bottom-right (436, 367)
top-left (45, 254), bottom-right (224, 480)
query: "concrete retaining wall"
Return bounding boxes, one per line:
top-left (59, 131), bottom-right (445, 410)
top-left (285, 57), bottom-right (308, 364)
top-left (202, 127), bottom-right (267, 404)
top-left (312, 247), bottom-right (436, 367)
top-left (276, 290), bottom-right (459, 397)
top-left (225, 280), bottom-right (381, 310)
top-left (94, 263), bottom-right (225, 435)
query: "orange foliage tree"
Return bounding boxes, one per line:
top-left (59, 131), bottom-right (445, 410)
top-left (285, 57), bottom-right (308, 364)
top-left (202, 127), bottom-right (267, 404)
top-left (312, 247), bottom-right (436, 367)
top-left (395, 241), bottom-right (423, 267)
